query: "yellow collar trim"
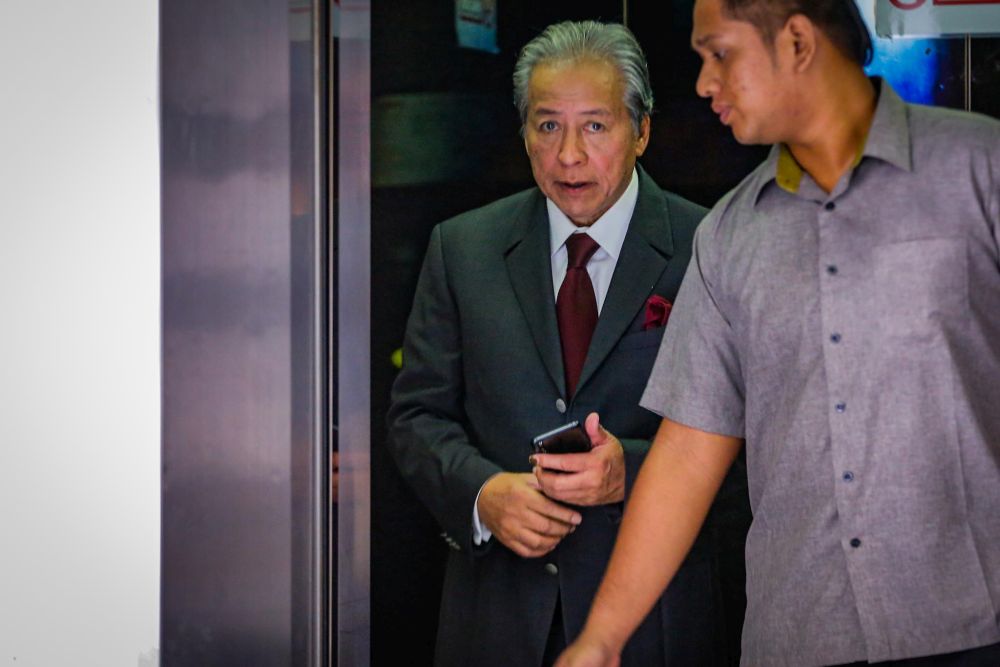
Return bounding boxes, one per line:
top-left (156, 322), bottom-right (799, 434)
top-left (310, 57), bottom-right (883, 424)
top-left (774, 137), bottom-right (868, 195)
top-left (775, 145), bottom-right (804, 194)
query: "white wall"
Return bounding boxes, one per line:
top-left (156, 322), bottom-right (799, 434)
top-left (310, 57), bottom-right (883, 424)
top-left (0, 2), bottom-right (160, 666)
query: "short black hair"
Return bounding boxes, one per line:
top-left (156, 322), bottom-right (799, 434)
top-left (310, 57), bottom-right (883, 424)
top-left (721, 0), bottom-right (873, 66)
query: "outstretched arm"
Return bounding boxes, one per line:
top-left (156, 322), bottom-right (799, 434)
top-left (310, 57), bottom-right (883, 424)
top-left (556, 416), bottom-right (743, 666)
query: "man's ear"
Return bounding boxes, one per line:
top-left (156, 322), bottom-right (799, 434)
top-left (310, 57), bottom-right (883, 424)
top-left (635, 115), bottom-right (651, 156)
top-left (780, 13), bottom-right (817, 73)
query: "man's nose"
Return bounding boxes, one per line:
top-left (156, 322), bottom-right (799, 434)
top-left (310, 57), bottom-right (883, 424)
top-left (695, 62), bottom-right (716, 99)
top-left (557, 130), bottom-right (585, 166)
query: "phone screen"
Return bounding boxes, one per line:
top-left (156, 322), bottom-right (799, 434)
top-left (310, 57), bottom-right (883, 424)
top-left (531, 421), bottom-right (591, 455)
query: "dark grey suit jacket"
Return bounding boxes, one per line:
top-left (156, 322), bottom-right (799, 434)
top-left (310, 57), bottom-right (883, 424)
top-left (388, 168), bottom-right (751, 666)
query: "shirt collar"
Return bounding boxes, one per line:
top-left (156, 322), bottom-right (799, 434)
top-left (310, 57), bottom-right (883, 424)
top-left (548, 168), bottom-right (638, 260)
top-left (862, 79), bottom-right (912, 173)
top-left (752, 78), bottom-right (913, 204)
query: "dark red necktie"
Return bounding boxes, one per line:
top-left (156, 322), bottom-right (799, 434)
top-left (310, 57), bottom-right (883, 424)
top-left (556, 233), bottom-right (600, 398)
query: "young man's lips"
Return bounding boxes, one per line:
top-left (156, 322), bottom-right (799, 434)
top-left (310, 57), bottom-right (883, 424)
top-left (713, 105), bottom-right (732, 125)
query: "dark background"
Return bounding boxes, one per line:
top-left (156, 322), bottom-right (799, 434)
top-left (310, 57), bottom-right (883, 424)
top-left (369, 2), bottom-right (1000, 663)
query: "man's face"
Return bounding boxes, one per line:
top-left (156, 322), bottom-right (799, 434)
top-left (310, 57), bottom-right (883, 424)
top-left (691, 0), bottom-right (793, 145)
top-left (524, 58), bottom-right (649, 227)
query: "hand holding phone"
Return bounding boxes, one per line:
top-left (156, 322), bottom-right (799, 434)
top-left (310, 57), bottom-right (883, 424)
top-left (531, 421), bottom-right (592, 455)
top-left (531, 413), bottom-right (626, 505)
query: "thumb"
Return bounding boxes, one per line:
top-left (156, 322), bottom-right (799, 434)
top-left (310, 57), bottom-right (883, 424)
top-left (585, 412), bottom-right (609, 447)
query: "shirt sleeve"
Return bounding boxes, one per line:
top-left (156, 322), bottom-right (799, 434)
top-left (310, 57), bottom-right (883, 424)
top-left (471, 481), bottom-right (493, 545)
top-left (990, 128), bottom-right (1000, 266)
top-left (640, 220), bottom-right (746, 438)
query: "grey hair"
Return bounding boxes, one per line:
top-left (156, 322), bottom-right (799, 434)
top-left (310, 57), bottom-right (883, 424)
top-left (513, 21), bottom-right (654, 135)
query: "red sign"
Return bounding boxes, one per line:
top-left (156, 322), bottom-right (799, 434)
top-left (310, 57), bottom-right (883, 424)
top-left (890, 0), bottom-right (1000, 8)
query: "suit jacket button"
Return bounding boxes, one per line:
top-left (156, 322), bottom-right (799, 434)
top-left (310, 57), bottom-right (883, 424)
top-left (555, 398), bottom-right (567, 414)
top-left (545, 563), bottom-right (559, 575)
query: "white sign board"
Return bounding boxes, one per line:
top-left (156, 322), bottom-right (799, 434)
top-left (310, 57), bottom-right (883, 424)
top-left (876, 0), bottom-right (1000, 37)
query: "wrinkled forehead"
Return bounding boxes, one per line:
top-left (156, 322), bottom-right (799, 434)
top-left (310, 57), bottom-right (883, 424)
top-left (528, 56), bottom-right (622, 86)
top-left (526, 58), bottom-right (624, 105)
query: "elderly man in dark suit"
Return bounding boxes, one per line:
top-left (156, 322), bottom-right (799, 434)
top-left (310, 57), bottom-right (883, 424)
top-left (387, 20), bottom-right (750, 667)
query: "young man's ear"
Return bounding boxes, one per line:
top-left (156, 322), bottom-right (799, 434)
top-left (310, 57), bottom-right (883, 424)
top-left (780, 13), bottom-right (817, 72)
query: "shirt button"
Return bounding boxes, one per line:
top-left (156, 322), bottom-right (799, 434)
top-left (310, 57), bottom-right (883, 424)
top-left (826, 265), bottom-right (838, 275)
top-left (825, 202), bottom-right (836, 211)
top-left (545, 563), bottom-right (559, 575)
top-left (555, 398), bottom-right (566, 414)
top-left (830, 333), bottom-right (842, 343)
top-left (843, 471), bottom-right (855, 482)
top-left (835, 402), bottom-right (846, 413)
top-left (849, 538), bottom-right (862, 548)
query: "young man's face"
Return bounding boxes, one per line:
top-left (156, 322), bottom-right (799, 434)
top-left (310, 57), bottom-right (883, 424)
top-left (523, 58), bottom-right (649, 227)
top-left (691, 0), bottom-right (794, 145)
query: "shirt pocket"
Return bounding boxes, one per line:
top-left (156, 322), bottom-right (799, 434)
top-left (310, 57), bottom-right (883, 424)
top-left (873, 237), bottom-right (968, 342)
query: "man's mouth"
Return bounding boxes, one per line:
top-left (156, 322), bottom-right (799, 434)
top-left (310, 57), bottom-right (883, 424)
top-left (712, 104), bottom-right (732, 126)
top-left (558, 181), bottom-right (592, 192)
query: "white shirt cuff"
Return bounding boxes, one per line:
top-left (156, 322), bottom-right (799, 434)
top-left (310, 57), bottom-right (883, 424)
top-left (472, 482), bottom-right (493, 545)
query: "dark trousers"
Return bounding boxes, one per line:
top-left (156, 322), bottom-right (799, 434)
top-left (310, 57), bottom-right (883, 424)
top-left (541, 596), bottom-right (566, 667)
top-left (835, 641), bottom-right (1000, 666)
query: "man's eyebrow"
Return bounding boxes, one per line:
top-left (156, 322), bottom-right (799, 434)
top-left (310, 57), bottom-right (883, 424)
top-left (692, 34), bottom-right (718, 48)
top-left (531, 107), bottom-right (612, 116)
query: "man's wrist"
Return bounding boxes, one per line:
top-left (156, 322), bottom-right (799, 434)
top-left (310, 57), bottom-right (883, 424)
top-left (580, 610), bottom-right (630, 656)
top-left (472, 473), bottom-right (502, 545)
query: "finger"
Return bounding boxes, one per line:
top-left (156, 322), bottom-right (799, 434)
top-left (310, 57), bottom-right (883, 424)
top-left (524, 511), bottom-right (576, 538)
top-left (528, 490), bottom-right (583, 525)
top-left (536, 468), bottom-right (600, 503)
top-left (509, 475), bottom-right (564, 516)
top-left (509, 540), bottom-right (554, 559)
top-left (511, 528), bottom-right (561, 557)
top-left (492, 512), bottom-right (560, 557)
top-left (525, 473), bottom-right (542, 490)
top-left (533, 451), bottom-right (594, 473)
top-left (536, 467), bottom-right (597, 491)
top-left (503, 500), bottom-right (572, 553)
top-left (585, 412), bottom-right (609, 447)
top-left (503, 474), bottom-right (580, 525)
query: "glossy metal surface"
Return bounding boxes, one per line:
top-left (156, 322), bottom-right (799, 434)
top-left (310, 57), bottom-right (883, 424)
top-left (334, 1), bottom-right (372, 664)
top-left (292, 2), bottom-right (331, 664)
top-left (160, 0), bottom-right (329, 664)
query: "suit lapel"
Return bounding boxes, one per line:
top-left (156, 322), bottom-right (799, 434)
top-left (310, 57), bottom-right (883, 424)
top-left (504, 192), bottom-right (566, 396)
top-left (576, 168), bottom-right (675, 396)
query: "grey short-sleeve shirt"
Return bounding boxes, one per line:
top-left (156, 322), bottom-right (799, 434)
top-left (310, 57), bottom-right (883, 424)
top-left (642, 82), bottom-right (1000, 666)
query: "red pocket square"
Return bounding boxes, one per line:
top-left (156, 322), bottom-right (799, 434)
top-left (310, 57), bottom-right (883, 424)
top-left (643, 295), bottom-right (673, 331)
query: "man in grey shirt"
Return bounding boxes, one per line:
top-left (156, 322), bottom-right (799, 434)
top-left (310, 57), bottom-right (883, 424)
top-left (558, 0), bottom-right (1000, 666)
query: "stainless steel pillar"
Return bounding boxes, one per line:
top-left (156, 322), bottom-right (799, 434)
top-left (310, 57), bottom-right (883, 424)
top-left (160, 0), bottom-right (332, 663)
top-left (333, 1), bottom-right (372, 664)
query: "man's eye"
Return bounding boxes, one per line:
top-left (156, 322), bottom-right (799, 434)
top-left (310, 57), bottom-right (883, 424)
top-left (713, 50), bottom-right (726, 61)
top-left (587, 122), bottom-right (605, 132)
top-left (540, 120), bottom-right (558, 132)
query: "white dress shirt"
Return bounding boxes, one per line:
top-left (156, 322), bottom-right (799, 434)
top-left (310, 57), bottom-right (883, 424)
top-left (472, 169), bottom-right (638, 545)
